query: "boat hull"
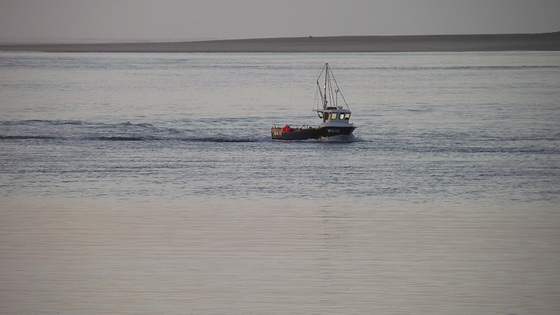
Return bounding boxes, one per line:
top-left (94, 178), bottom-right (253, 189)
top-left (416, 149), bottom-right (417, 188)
top-left (271, 126), bottom-right (355, 140)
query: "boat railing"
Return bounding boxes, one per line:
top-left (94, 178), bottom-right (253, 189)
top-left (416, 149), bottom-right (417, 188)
top-left (272, 124), bottom-right (318, 130)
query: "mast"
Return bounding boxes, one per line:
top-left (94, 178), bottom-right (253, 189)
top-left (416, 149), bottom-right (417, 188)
top-left (323, 63), bottom-right (329, 109)
top-left (315, 63), bottom-right (350, 112)
top-left (316, 63), bottom-right (330, 110)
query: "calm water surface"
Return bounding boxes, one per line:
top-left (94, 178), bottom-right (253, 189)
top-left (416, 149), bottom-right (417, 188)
top-left (1, 51), bottom-right (559, 314)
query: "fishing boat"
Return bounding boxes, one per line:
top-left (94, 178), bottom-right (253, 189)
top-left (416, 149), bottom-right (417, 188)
top-left (271, 63), bottom-right (356, 140)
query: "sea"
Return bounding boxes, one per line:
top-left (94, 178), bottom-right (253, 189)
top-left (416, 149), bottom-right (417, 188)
top-left (1, 51), bottom-right (559, 314)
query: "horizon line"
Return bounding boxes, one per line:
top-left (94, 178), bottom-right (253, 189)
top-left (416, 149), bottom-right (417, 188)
top-left (1, 31), bottom-right (559, 45)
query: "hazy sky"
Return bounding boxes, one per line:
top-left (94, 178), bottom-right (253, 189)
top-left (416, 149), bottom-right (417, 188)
top-left (1, 0), bottom-right (559, 43)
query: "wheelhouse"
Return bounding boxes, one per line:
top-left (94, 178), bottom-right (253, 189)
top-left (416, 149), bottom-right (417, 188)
top-left (320, 106), bottom-right (352, 123)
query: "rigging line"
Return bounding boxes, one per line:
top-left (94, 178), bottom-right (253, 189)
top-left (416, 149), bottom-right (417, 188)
top-left (316, 79), bottom-right (324, 107)
top-left (329, 69), bottom-right (350, 109)
top-left (314, 86), bottom-right (321, 111)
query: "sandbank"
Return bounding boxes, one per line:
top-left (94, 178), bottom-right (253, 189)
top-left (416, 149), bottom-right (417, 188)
top-left (1, 32), bottom-right (559, 52)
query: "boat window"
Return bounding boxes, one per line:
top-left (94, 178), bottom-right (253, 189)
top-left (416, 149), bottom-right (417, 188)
top-left (344, 113), bottom-right (351, 119)
top-left (331, 113), bottom-right (337, 120)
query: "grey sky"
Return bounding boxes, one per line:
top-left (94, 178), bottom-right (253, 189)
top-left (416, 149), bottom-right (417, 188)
top-left (1, 0), bottom-right (559, 43)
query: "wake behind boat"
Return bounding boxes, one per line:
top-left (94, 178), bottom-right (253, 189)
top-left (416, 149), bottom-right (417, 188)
top-left (271, 63), bottom-right (356, 140)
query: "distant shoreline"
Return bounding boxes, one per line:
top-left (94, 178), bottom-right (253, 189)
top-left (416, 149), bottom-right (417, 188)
top-left (1, 32), bottom-right (559, 52)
